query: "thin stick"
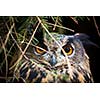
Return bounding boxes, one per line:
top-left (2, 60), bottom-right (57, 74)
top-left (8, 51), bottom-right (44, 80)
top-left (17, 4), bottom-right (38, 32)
top-left (10, 34), bottom-right (29, 60)
top-left (45, 22), bottom-right (75, 32)
top-left (0, 23), bottom-right (14, 82)
top-left (9, 22), bottom-right (41, 70)
top-left (10, 34), bottom-right (43, 72)
top-left (69, 16), bottom-right (78, 24)
top-left (3, 23), bottom-right (15, 48)
top-left (7, 42), bottom-right (15, 55)
top-left (93, 16), bottom-right (100, 37)
top-left (0, 38), bottom-right (8, 82)
top-left (53, 16), bottom-right (59, 31)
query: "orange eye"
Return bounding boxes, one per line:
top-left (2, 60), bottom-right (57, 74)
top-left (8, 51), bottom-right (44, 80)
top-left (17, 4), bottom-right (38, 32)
top-left (62, 44), bottom-right (74, 56)
top-left (35, 47), bottom-right (46, 55)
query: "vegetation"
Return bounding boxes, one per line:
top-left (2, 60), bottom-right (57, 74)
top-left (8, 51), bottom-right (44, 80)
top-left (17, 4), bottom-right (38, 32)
top-left (0, 16), bottom-right (100, 82)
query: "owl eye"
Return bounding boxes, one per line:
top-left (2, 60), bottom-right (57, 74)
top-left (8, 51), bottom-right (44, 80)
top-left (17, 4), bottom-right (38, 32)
top-left (62, 44), bottom-right (74, 56)
top-left (35, 47), bottom-right (46, 55)
top-left (34, 44), bottom-right (47, 55)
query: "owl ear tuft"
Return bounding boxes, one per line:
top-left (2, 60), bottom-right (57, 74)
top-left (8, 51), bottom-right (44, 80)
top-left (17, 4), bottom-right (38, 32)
top-left (74, 33), bottom-right (89, 40)
top-left (74, 33), bottom-right (99, 48)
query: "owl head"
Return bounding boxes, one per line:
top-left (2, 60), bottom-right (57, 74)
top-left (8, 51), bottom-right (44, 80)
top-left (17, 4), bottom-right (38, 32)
top-left (20, 32), bottom-right (93, 82)
top-left (26, 33), bottom-right (89, 70)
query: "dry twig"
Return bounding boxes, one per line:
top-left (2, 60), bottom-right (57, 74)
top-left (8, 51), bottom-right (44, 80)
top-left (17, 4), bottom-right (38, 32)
top-left (53, 16), bottom-right (59, 31)
top-left (9, 21), bottom-right (41, 70)
top-left (45, 21), bottom-right (75, 32)
top-left (93, 16), bottom-right (100, 37)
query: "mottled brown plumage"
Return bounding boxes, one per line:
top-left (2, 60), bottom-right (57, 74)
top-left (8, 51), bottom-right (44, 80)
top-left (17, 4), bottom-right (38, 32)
top-left (12, 33), bottom-right (93, 83)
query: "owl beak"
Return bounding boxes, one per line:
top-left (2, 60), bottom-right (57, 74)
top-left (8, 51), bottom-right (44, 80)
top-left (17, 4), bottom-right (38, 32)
top-left (49, 55), bottom-right (57, 66)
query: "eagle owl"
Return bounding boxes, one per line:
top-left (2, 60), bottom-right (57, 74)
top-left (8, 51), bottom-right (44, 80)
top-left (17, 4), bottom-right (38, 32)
top-left (13, 33), bottom-right (93, 83)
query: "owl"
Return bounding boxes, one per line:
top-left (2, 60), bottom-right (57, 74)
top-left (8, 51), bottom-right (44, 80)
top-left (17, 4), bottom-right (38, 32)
top-left (12, 33), bottom-right (93, 83)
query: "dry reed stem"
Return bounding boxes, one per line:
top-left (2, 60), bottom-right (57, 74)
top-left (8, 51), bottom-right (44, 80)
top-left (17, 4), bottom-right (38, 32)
top-left (7, 42), bottom-right (15, 55)
top-left (45, 22), bottom-right (75, 32)
top-left (0, 43), bottom-right (15, 69)
top-left (9, 21), bottom-right (41, 70)
top-left (93, 16), bottom-right (100, 37)
top-left (10, 34), bottom-right (29, 60)
top-left (3, 23), bottom-right (15, 48)
top-left (53, 16), bottom-right (59, 31)
top-left (69, 16), bottom-right (79, 24)
top-left (0, 23), bottom-right (15, 82)
top-left (0, 38), bottom-right (8, 82)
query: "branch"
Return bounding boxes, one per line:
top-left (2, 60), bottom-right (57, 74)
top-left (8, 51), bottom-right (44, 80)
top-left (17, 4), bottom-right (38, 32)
top-left (9, 21), bottom-right (41, 70)
top-left (93, 16), bottom-right (100, 37)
